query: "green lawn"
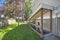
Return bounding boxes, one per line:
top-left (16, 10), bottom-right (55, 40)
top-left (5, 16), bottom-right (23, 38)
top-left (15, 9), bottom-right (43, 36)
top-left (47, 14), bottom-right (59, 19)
top-left (0, 22), bottom-right (42, 40)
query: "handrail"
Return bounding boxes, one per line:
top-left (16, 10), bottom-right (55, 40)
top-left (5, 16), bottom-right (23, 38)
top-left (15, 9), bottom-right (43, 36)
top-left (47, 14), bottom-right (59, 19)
top-left (29, 23), bottom-right (39, 28)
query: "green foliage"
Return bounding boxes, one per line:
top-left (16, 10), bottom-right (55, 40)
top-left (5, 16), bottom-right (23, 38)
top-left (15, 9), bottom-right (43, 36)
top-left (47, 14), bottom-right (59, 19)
top-left (4, 0), bottom-right (20, 18)
top-left (0, 22), bottom-right (42, 40)
top-left (25, 0), bottom-right (34, 19)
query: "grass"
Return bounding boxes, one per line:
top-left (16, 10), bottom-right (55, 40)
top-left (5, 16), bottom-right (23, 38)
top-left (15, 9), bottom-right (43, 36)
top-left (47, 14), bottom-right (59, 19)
top-left (0, 22), bottom-right (42, 40)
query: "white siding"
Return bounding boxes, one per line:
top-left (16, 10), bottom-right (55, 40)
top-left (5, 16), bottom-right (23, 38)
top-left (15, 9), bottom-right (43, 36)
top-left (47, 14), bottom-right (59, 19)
top-left (32, 0), bottom-right (60, 14)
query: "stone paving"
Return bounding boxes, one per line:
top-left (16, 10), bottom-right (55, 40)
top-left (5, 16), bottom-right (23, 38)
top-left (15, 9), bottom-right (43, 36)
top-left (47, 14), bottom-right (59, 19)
top-left (44, 33), bottom-right (60, 40)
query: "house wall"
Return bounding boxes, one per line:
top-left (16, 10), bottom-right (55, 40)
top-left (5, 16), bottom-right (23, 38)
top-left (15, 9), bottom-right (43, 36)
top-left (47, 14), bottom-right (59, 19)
top-left (58, 16), bottom-right (60, 37)
top-left (32, 0), bottom-right (60, 14)
top-left (35, 11), bottom-right (60, 37)
top-left (31, 0), bottom-right (60, 37)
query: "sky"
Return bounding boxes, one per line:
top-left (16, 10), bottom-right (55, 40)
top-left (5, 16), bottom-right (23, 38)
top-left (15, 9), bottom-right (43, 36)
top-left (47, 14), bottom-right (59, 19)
top-left (0, 0), bottom-right (5, 7)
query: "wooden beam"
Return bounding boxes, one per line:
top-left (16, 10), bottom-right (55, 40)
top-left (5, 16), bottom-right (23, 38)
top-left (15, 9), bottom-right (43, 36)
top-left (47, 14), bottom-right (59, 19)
top-left (50, 10), bottom-right (52, 32)
top-left (40, 8), bottom-right (43, 37)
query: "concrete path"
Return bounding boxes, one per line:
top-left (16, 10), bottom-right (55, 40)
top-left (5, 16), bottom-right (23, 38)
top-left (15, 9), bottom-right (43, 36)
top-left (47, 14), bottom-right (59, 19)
top-left (44, 33), bottom-right (60, 40)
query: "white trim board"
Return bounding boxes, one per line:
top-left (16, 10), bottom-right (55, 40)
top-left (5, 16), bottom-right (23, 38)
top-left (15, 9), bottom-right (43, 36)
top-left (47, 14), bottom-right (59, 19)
top-left (36, 16), bottom-right (60, 19)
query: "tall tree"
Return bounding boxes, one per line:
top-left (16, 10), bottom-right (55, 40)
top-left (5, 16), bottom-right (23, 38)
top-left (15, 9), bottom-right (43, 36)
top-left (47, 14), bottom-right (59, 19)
top-left (25, 0), bottom-right (34, 19)
top-left (4, 0), bottom-right (21, 18)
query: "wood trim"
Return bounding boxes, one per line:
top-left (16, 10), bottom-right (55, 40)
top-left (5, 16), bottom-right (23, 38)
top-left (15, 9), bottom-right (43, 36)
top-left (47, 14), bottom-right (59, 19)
top-left (40, 8), bottom-right (43, 37)
top-left (50, 10), bottom-right (52, 32)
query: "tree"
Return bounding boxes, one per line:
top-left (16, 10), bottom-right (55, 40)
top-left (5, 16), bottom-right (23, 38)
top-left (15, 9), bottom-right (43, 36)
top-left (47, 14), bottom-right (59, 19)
top-left (25, 0), bottom-right (34, 19)
top-left (4, 0), bottom-right (21, 18)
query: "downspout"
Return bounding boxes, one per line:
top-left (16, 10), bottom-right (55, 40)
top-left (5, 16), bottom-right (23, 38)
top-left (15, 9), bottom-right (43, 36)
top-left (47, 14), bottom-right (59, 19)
top-left (54, 7), bottom-right (58, 37)
top-left (56, 13), bottom-right (58, 37)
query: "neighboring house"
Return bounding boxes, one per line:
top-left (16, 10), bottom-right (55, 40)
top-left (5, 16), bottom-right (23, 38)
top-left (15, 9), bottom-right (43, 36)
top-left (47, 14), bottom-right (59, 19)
top-left (7, 18), bottom-right (16, 24)
top-left (28, 0), bottom-right (60, 37)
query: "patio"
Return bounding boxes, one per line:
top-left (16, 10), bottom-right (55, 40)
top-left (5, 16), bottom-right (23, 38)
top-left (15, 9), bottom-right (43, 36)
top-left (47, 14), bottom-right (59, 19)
top-left (44, 33), bottom-right (60, 40)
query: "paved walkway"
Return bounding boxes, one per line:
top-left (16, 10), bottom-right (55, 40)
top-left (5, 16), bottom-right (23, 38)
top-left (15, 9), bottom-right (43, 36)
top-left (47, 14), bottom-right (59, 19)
top-left (44, 33), bottom-right (60, 40)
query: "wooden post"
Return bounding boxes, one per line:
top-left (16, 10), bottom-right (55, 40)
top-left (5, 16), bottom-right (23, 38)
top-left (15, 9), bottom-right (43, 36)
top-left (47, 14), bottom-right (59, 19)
top-left (40, 8), bottom-right (43, 37)
top-left (50, 10), bottom-right (52, 32)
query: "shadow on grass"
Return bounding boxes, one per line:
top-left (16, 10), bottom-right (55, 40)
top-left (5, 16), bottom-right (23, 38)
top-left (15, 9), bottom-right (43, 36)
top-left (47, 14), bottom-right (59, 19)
top-left (2, 24), bottom-right (42, 40)
top-left (0, 24), bottom-right (17, 32)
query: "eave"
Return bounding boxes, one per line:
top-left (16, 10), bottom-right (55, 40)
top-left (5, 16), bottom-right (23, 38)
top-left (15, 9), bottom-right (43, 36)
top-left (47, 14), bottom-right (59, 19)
top-left (28, 3), bottom-right (54, 20)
